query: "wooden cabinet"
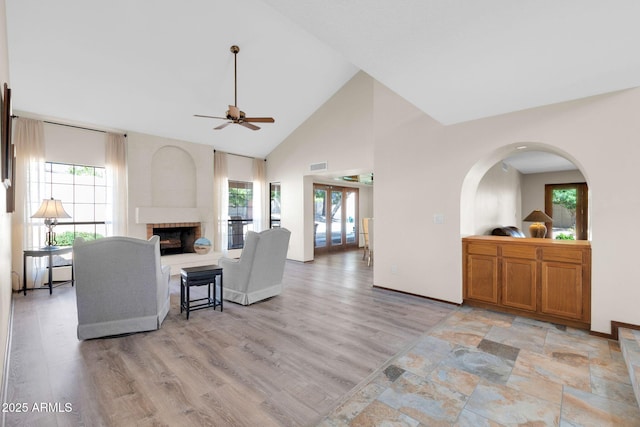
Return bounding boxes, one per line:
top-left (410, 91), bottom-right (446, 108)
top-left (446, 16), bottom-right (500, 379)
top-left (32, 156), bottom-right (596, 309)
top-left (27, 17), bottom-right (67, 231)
top-left (463, 236), bottom-right (591, 329)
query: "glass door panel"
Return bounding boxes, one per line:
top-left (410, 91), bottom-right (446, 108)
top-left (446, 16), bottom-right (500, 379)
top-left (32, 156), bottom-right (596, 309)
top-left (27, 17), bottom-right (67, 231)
top-left (331, 190), bottom-right (343, 245)
top-left (346, 190), bottom-right (356, 244)
top-left (314, 188), bottom-right (327, 248)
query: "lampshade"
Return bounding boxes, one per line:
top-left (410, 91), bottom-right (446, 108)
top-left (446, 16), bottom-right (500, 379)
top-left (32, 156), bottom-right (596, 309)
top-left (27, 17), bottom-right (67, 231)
top-left (32, 198), bottom-right (71, 219)
top-left (523, 210), bottom-right (552, 223)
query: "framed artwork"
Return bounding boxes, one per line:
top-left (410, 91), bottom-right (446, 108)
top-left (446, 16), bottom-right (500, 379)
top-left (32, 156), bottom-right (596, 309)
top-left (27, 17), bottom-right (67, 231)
top-left (1, 82), bottom-right (12, 189)
top-left (6, 144), bottom-right (15, 212)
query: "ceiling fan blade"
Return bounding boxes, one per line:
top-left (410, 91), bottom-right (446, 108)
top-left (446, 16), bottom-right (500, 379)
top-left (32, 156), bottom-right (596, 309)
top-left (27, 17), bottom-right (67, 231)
top-left (243, 117), bottom-right (275, 123)
top-left (214, 122), bottom-right (232, 130)
top-left (228, 105), bottom-right (240, 120)
top-left (194, 114), bottom-right (228, 120)
top-left (239, 122), bottom-right (260, 131)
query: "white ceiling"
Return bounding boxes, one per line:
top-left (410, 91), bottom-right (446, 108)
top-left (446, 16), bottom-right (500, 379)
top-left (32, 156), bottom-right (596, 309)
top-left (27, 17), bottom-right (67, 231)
top-left (5, 1), bottom-right (640, 159)
top-left (503, 151), bottom-right (577, 175)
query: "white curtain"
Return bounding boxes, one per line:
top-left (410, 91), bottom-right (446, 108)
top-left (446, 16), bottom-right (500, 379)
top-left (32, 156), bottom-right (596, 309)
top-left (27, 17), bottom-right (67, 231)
top-left (13, 118), bottom-right (46, 289)
top-left (213, 151), bottom-right (228, 252)
top-left (253, 158), bottom-right (267, 231)
top-left (105, 133), bottom-right (128, 236)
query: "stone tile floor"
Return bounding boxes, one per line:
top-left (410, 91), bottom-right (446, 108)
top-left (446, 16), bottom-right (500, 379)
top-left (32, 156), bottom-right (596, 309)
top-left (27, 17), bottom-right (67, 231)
top-left (319, 306), bottom-right (640, 426)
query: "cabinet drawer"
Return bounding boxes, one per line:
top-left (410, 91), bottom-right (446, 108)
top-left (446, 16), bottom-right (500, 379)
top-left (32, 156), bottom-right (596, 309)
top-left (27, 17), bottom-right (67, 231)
top-left (467, 243), bottom-right (497, 256)
top-left (502, 245), bottom-right (536, 260)
top-left (542, 247), bottom-right (583, 263)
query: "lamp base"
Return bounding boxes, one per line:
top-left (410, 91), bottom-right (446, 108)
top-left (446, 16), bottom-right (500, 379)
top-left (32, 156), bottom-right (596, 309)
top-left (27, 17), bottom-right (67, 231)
top-left (529, 223), bottom-right (547, 238)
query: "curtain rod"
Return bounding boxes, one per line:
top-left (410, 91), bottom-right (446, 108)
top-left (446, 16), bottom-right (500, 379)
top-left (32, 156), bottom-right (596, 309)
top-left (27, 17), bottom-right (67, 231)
top-left (214, 149), bottom-right (266, 161)
top-left (12, 115), bottom-right (127, 137)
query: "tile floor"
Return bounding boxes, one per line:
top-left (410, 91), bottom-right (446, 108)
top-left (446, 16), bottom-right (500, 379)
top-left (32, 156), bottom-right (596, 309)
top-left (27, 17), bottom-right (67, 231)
top-left (319, 306), bottom-right (640, 426)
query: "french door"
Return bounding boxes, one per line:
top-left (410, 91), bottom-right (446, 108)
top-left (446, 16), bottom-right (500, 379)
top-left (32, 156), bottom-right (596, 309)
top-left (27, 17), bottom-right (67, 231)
top-left (314, 184), bottom-right (358, 253)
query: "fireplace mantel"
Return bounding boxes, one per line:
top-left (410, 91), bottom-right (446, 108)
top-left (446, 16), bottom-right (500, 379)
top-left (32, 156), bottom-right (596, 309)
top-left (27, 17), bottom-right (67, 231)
top-left (136, 207), bottom-right (201, 224)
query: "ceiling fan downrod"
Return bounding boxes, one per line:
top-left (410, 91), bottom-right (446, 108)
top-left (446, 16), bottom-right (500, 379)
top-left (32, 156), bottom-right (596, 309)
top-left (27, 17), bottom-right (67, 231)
top-left (231, 45), bottom-right (239, 108)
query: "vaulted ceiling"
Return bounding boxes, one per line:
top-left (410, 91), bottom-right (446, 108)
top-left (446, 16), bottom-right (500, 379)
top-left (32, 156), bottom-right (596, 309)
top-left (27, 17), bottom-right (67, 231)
top-left (5, 1), bottom-right (640, 158)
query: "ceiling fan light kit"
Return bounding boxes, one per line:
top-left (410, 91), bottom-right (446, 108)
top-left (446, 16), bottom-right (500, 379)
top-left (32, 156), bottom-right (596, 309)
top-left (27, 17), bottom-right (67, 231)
top-left (194, 45), bottom-right (275, 131)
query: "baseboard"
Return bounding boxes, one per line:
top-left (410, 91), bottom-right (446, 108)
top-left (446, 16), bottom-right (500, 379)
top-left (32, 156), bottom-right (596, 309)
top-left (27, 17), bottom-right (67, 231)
top-left (609, 321), bottom-right (640, 341)
top-left (372, 285), bottom-right (461, 307)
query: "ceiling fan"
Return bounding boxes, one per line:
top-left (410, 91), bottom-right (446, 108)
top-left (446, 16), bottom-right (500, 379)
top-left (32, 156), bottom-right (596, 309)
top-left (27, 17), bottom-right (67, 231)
top-left (194, 45), bottom-right (275, 131)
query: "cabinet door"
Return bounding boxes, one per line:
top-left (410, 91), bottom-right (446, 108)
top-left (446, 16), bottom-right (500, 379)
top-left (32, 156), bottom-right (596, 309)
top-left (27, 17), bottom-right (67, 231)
top-left (502, 258), bottom-right (537, 312)
top-left (541, 261), bottom-right (583, 319)
top-left (466, 254), bottom-right (498, 304)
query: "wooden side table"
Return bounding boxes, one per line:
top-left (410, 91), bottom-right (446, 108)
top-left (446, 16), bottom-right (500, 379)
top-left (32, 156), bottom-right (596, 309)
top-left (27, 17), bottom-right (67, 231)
top-left (23, 246), bottom-right (74, 295)
top-left (180, 265), bottom-right (223, 319)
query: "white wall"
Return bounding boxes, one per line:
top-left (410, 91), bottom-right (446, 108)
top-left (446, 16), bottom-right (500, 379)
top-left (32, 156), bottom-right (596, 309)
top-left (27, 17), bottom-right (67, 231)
top-left (373, 79), bottom-right (640, 334)
top-left (267, 71), bottom-right (374, 261)
top-left (0, 0), bottom-right (11, 392)
top-left (474, 162), bottom-right (522, 235)
top-left (127, 132), bottom-right (214, 243)
top-left (269, 69), bottom-right (640, 333)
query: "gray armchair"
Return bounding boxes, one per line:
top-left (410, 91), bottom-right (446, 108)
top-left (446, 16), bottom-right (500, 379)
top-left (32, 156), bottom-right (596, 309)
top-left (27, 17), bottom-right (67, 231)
top-left (219, 228), bottom-right (291, 305)
top-left (73, 236), bottom-right (171, 340)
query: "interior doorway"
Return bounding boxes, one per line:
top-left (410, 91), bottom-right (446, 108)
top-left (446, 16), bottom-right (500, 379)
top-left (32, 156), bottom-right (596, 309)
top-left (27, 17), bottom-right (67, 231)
top-left (314, 184), bottom-right (359, 253)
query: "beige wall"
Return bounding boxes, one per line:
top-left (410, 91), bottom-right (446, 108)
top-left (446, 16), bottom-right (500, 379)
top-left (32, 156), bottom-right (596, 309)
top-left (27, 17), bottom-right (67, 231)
top-left (271, 70), bottom-right (640, 333)
top-left (374, 80), bottom-right (640, 334)
top-left (474, 162), bottom-right (522, 235)
top-left (267, 71), bottom-right (374, 261)
top-left (0, 0), bottom-right (11, 394)
top-left (126, 132), bottom-right (214, 243)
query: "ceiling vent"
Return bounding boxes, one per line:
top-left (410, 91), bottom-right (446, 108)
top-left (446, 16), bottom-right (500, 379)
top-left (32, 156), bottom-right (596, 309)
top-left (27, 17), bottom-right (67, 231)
top-left (309, 161), bottom-right (328, 172)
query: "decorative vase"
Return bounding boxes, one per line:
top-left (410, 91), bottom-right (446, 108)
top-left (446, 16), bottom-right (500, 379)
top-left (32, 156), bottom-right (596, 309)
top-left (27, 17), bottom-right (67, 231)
top-left (193, 237), bottom-right (212, 254)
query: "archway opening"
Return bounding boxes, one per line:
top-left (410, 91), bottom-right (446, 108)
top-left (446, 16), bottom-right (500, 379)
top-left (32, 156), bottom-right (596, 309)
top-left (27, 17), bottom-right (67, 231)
top-left (460, 142), bottom-right (590, 240)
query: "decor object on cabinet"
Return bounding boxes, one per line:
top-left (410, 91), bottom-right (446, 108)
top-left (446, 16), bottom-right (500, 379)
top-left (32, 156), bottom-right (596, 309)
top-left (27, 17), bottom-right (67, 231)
top-left (523, 209), bottom-right (553, 238)
top-left (193, 237), bottom-right (212, 254)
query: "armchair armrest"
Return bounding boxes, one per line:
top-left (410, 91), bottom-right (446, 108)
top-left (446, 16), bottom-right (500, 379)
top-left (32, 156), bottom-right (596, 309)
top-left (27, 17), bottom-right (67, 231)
top-left (219, 256), bottom-right (250, 292)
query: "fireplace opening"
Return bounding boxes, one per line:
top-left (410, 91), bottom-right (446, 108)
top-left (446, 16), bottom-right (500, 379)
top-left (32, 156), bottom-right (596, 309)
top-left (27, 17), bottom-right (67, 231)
top-left (147, 222), bottom-right (201, 255)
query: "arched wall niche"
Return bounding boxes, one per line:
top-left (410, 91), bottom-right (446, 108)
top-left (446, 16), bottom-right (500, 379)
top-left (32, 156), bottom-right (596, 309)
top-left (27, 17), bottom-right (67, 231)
top-left (460, 142), bottom-right (590, 238)
top-left (151, 145), bottom-right (197, 208)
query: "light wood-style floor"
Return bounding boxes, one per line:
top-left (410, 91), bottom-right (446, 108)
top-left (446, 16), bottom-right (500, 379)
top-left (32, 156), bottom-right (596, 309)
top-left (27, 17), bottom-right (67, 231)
top-left (3, 250), bottom-right (454, 426)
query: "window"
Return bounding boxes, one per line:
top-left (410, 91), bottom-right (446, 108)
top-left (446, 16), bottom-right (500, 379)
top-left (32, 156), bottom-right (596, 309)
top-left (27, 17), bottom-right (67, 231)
top-left (43, 162), bottom-right (107, 245)
top-left (545, 182), bottom-right (588, 240)
top-left (228, 180), bottom-right (253, 249)
top-left (270, 182), bottom-right (281, 229)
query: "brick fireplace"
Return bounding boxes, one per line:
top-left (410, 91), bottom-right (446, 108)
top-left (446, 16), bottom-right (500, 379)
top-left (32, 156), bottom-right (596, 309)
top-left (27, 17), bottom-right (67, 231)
top-left (147, 222), bottom-right (202, 255)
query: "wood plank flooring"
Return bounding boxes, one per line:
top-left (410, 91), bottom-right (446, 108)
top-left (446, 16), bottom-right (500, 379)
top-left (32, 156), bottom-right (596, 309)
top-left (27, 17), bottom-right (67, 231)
top-left (3, 250), bottom-right (454, 426)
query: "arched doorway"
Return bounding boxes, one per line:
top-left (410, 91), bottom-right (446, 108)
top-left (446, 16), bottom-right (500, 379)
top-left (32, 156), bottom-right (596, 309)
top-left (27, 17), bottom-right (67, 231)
top-left (460, 142), bottom-right (590, 239)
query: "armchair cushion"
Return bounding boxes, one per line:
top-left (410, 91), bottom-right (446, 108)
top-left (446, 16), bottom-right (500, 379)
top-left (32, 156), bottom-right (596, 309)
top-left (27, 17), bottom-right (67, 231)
top-left (73, 235), bottom-right (171, 339)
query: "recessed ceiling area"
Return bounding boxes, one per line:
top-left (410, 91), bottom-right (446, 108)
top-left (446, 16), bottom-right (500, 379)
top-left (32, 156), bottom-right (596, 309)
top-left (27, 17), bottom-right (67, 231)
top-left (503, 151), bottom-right (577, 175)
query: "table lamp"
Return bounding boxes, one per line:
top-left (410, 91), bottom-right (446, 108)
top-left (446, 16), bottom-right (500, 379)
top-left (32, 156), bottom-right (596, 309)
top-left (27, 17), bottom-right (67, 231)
top-left (31, 197), bottom-right (71, 247)
top-left (523, 210), bottom-right (553, 238)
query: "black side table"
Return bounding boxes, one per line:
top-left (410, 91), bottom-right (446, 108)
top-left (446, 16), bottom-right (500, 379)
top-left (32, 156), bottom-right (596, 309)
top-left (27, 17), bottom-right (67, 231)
top-left (180, 265), bottom-right (223, 319)
top-left (23, 246), bottom-right (74, 295)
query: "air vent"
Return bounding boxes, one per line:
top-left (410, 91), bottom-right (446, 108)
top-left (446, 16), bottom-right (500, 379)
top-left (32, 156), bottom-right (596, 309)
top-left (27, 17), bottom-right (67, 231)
top-left (309, 161), bottom-right (328, 172)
